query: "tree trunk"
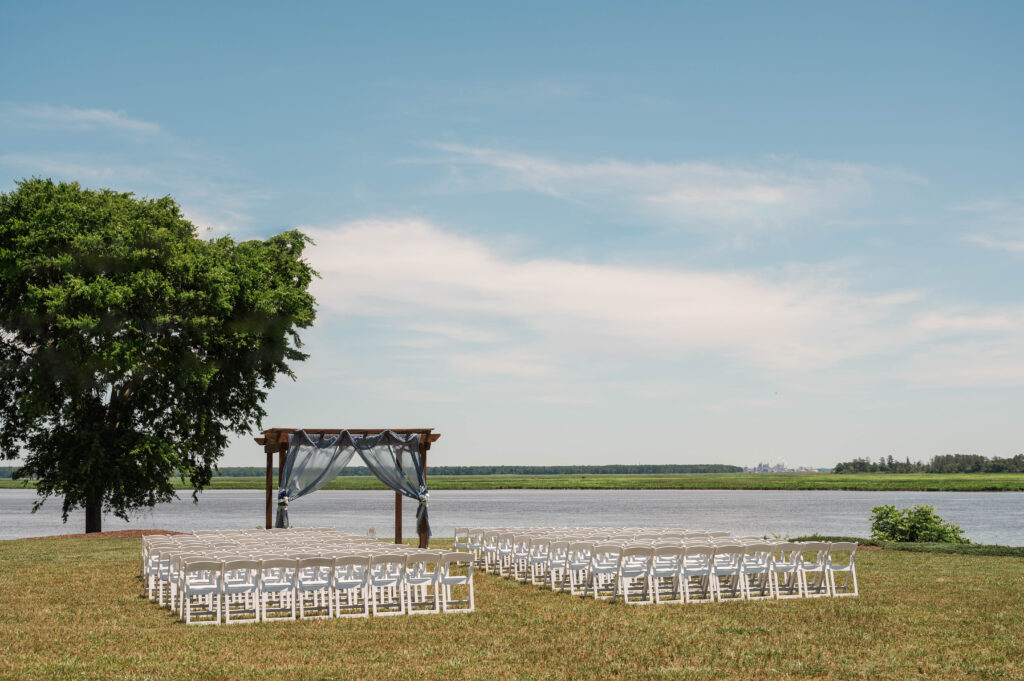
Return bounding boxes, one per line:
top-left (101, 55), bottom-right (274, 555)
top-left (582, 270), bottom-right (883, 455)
top-left (85, 501), bottom-right (102, 534)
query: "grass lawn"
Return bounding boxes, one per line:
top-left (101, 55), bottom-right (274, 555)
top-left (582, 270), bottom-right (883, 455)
top-left (6, 472), bottom-right (1024, 492)
top-left (1, 537), bottom-right (1022, 680)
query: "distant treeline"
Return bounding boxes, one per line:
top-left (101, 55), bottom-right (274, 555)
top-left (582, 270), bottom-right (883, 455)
top-left (0, 463), bottom-right (740, 480)
top-left (212, 464), bottom-right (744, 477)
top-left (834, 454), bottom-right (1024, 474)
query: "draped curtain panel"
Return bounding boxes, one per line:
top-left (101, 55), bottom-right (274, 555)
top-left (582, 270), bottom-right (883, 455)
top-left (276, 430), bottom-right (430, 541)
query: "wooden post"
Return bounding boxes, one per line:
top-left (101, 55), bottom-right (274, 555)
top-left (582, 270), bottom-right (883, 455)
top-left (278, 442), bottom-right (287, 487)
top-left (265, 448), bottom-right (273, 529)
top-left (395, 454), bottom-right (403, 544)
top-left (418, 438), bottom-right (429, 549)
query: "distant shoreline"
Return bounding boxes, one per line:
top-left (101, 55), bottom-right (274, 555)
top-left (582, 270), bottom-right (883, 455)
top-left (4, 472), bottom-right (1024, 492)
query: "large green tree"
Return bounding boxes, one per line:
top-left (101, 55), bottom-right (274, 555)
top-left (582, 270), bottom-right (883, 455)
top-left (0, 178), bottom-right (316, 532)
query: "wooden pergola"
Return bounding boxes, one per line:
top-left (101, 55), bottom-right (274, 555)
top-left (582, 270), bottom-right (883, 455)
top-left (254, 427), bottom-right (440, 548)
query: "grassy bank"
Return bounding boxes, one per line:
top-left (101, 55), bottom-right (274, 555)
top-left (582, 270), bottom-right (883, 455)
top-left (1, 536), bottom-right (1022, 680)
top-left (8, 472), bottom-right (1024, 492)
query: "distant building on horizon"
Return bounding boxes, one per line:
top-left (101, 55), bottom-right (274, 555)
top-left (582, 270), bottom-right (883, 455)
top-left (743, 462), bottom-right (829, 473)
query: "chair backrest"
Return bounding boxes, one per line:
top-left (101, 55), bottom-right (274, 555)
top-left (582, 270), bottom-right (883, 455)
top-left (567, 541), bottom-right (593, 560)
top-left (796, 542), bottom-right (829, 564)
top-left (297, 556), bottom-right (333, 570)
top-left (744, 543), bottom-right (774, 555)
top-left (620, 544), bottom-right (652, 557)
top-left (222, 559), bottom-right (260, 576)
top-left (773, 542), bottom-right (800, 561)
top-left (548, 541), bottom-right (569, 558)
top-left (260, 558), bottom-right (298, 571)
top-left (713, 544), bottom-right (744, 564)
top-left (406, 551), bottom-right (440, 573)
top-left (592, 543), bottom-right (622, 564)
top-left (441, 552), bottom-right (474, 569)
top-left (182, 559), bottom-right (222, 574)
top-left (683, 545), bottom-right (715, 560)
top-left (370, 554), bottom-right (407, 569)
top-left (529, 537), bottom-right (550, 554)
top-left (653, 545), bottom-right (683, 560)
top-left (828, 542), bottom-right (857, 565)
top-left (618, 545), bottom-right (653, 568)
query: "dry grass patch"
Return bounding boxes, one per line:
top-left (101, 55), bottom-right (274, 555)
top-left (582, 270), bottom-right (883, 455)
top-left (1, 537), bottom-right (1022, 680)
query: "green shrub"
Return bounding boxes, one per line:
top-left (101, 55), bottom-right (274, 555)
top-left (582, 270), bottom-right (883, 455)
top-left (870, 504), bottom-right (970, 543)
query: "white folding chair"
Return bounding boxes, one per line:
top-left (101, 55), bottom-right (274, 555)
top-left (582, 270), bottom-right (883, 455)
top-left (797, 542), bottom-right (830, 598)
top-left (221, 558), bottom-right (260, 624)
top-left (405, 552), bottom-right (442, 615)
top-left (587, 544), bottom-right (622, 600)
top-left (179, 559), bottom-right (222, 625)
top-left (296, 557), bottom-right (334, 619)
top-left (167, 550), bottom-right (204, 612)
top-left (770, 543), bottom-right (803, 599)
top-left (369, 554), bottom-right (406, 616)
top-left (481, 531), bottom-right (500, 572)
top-left (681, 545), bottom-right (716, 603)
top-left (650, 545), bottom-right (684, 604)
top-left (712, 544), bottom-right (748, 602)
top-left (439, 552), bottom-right (475, 614)
top-left (141, 538), bottom-right (175, 596)
top-left (494, 533), bottom-right (514, 576)
top-left (259, 558), bottom-right (298, 622)
top-left (466, 528), bottom-right (485, 565)
top-left (547, 541), bottom-right (570, 591)
top-left (613, 545), bottom-right (654, 605)
top-left (742, 543), bottom-right (774, 600)
top-left (827, 542), bottom-right (858, 597)
top-left (148, 546), bottom-right (176, 604)
top-left (332, 555), bottom-right (370, 618)
top-left (510, 535), bottom-right (532, 582)
top-left (528, 537), bottom-right (552, 586)
top-left (565, 542), bottom-right (594, 595)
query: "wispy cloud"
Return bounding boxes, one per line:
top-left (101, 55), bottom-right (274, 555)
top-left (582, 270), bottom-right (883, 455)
top-left (302, 219), bottom-right (924, 371)
top-left (296, 218), bottom-right (1024, 389)
top-left (0, 152), bottom-right (151, 182)
top-left (2, 104), bottom-right (161, 135)
top-left (0, 102), bottom-right (264, 237)
top-left (420, 143), bottom-right (924, 230)
top-left (964, 233), bottom-right (1024, 253)
top-left (955, 197), bottom-right (1024, 253)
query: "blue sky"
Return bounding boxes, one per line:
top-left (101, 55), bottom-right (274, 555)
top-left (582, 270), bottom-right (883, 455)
top-left (2, 2), bottom-right (1023, 467)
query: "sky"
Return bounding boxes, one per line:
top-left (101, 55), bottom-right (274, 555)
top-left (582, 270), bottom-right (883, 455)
top-left (1, 2), bottom-right (1023, 468)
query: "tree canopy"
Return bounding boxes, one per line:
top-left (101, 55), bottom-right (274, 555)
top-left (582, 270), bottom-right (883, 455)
top-left (833, 453), bottom-right (1024, 474)
top-left (0, 178), bottom-right (316, 531)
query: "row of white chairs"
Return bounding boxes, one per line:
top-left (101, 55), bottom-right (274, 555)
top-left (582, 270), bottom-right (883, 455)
top-left (456, 527), bottom-right (857, 603)
top-left (141, 529), bottom-right (474, 624)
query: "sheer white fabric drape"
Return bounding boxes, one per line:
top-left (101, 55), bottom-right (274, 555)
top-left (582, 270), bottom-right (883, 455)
top-left (275, 430), bottom-right (430, 541)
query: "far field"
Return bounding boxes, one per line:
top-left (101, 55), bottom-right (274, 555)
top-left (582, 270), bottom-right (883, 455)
top-left (1, 536), bottom-right (1021, 680)
top-left (5, 472), bottom-right (1024, 492)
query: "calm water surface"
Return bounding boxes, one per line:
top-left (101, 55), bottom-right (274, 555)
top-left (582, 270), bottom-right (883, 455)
top-left (2, 488), bottom-right (1022, 544)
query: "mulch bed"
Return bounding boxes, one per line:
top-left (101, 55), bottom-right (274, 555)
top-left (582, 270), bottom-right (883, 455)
top-left (24, 529), bottom-right (185, 540)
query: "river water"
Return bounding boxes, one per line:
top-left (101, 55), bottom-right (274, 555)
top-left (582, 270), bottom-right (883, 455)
top-left (3, 488), bottom-right (1022, 544)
